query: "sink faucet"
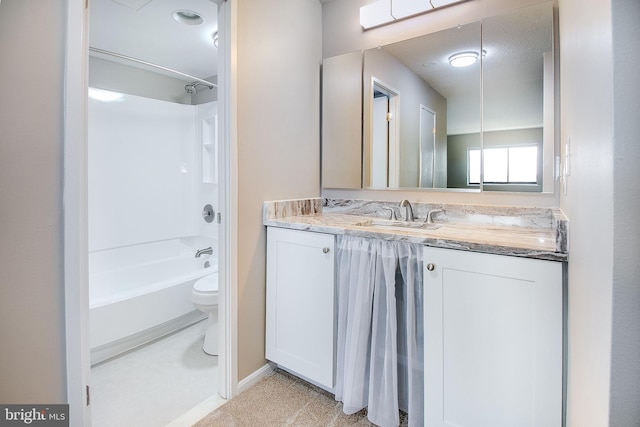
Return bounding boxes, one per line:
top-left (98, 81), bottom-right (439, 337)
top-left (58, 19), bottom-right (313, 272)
top-left (399, 199), bottom-right (414, 221)
top-left (195, 246), bottom-right (213, 258)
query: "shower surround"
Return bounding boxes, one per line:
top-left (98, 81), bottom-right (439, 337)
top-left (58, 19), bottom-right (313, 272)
top-left (88, 92), bottom-right (218, 363)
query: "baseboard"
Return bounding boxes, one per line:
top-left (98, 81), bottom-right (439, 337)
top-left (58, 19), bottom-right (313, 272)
top-left (90, 310), bottom-right (207, 366)
top-left (166, 393), bottom-right (227, 427)
top-left (237, 362), bottom-right (275, 394)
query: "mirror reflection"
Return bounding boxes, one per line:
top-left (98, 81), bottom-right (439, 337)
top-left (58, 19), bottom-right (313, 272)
top-left (358, 2), bottom-right (554, 192)
top-left (481, 2), bottom-right (554, 192)
top-left (363, 21), bottom-right (482, 190)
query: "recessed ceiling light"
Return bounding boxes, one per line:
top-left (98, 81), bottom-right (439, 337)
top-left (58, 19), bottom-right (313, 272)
top-left (173, 10), bottom-right (204, 26)
top-left (448, 51), bottom-right (479, 67)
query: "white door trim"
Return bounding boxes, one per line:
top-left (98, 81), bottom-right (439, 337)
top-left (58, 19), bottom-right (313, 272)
top-left (63, 1), bottom-right (91, 426)
top-left (63, 1), bottom-right (238, 424)
top-left (216, 0), bottom-right (239, 400)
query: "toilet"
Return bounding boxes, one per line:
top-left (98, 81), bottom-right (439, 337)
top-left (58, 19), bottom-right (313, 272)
top-left (191, 272), bottom-right (219, 355)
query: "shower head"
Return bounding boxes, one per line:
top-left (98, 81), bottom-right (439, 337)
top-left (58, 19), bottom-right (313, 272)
top-left (185, 81), bottom-right (214, 95)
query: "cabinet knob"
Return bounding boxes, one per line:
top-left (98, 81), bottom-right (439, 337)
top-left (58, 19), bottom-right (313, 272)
top-left (322, 247), bottom-right (330, 254)
top-left (426, 263), bottom-right (436, 271)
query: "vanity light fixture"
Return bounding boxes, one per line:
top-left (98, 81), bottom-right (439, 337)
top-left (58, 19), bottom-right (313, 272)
top-left (360, 0), bottom-right (468, 30)
top-left (173, 9), bottom-right (204, 26)
top-left (448, 51), bottom-right (479, 67)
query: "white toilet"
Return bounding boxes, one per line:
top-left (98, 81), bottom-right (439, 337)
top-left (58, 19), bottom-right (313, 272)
top-left (191, 272), bottom-right (219, 355)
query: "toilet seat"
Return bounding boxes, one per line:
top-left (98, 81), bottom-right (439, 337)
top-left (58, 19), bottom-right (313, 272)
top-left (192, 273), bottom-right (218, 306)
top-left (194, 272), bottom-right (218, 292)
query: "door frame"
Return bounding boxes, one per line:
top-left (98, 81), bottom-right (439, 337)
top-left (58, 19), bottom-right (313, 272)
top-left (369, 77), bottom-right (400, 187)
top-left (419, 104), bottom-right (436, 188)
top-left (63, 1), bottom-right (237, 425)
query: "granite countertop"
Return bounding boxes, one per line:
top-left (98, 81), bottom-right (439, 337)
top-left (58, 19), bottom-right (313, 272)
top-left (263, 198), bottom-right (568, 262)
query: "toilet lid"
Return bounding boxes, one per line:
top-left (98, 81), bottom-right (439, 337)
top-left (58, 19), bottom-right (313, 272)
top-left (194, 273), bottom-right (218, 292)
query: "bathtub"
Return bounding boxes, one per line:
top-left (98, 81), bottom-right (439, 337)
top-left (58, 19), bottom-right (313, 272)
top-left (89, 255), bottom-right (217, 364)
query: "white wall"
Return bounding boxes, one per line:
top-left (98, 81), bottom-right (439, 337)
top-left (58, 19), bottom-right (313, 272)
top-left (88, 94), bottom-right (198, 251)
top-left (0, 0), bottom-right (67, 403)
top-left (559, 1), bottom-right (614, 425)
top-left (559, 0), bottom-right (640, 425)
top-left (234, 0), bottom-right (322, 380)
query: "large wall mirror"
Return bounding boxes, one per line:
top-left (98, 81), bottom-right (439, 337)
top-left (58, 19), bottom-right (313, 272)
top-left (322, 1), bottom-right (556, 193)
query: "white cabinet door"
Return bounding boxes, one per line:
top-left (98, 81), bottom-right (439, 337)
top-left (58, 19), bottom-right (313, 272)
top-left (266, 227), bottom-right (335, 389)
top-left (424, 247), bottom-right (563, 427)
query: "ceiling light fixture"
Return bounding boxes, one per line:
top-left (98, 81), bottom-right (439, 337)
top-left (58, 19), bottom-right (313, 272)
top-left (173, 10), bottom-right (204, 26)
top-left (448, 51), bottom-right (479, 67)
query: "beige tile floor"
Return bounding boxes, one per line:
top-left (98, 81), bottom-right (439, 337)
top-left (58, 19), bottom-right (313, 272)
top-left (90, 320), bottom-right (219, 427)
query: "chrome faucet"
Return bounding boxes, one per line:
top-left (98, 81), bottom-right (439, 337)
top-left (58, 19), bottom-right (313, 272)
top-left (195, 246), bottom-right (213, 258)
top-left (399, 199), bottom-right (414, 221)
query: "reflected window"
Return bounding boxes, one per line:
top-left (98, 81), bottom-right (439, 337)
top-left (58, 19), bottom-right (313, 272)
top-left (468, 146), bottom-right (538, 185)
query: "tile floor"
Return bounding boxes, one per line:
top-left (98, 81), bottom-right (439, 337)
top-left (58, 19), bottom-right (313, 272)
top-left (90, 320), bottom-right (220, 427)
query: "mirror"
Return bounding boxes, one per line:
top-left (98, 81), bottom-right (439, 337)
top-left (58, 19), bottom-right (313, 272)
top-left (481, 2), bottom-right (554, 192)
top-left (363, 21), bottom-right (481, 190)
top-left (323, 2), bottom-right (555, 193)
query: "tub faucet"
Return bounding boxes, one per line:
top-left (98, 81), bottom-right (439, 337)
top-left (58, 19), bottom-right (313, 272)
top-left (195, 247), bottom-right (213, 258)
top-left (399, 199), bottom-right (414, 222)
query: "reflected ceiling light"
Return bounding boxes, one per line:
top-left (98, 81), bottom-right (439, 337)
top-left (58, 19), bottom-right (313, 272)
top-left (448, 51), bottom-right (479, 67)
top-left (173, 10), bottom-right (204, 25)
top-left (89, 88), bottom-right (124, 102)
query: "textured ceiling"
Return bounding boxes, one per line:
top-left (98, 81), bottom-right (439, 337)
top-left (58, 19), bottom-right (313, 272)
top-left (90, 0), bottom-right (218, 81)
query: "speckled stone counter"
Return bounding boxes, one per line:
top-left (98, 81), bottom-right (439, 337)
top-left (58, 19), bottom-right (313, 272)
top-left (263, 198), bottom-right (568, 262)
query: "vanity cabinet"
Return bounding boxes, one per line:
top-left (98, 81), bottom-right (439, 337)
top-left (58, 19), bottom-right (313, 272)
top-left (423, 247), bottom-right (563, 427)
top-left (265, 227), bottom-right (335, 389)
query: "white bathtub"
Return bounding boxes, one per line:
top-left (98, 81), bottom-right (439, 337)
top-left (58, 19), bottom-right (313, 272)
top-left (89, 255), bottom-right (217, 364)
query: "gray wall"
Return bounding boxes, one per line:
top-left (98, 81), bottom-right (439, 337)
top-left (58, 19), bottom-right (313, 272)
top-left (89, 56), bottom-right (193, 104)
top-left (363, 48), bottom-right (447, 188)
top-left (0, 0), bottom-right (67, 403)
top-left (446, 133), bottom-right (481, 189)
top-left (89, 56), bottom-right (217, 105)
top-left (609, 0), bottom-right (640, 424)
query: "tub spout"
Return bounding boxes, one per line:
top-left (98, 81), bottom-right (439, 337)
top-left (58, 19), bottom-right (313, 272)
top-left (195, 247), bottom-right (213, 258)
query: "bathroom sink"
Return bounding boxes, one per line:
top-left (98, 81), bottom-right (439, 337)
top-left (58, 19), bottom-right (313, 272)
top-left (354, 219), bottom-right (441, 232)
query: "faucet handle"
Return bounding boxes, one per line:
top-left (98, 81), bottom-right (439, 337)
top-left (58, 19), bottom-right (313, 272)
top-left (381, 207), bottom-right (397, 220)
top-left (425, 208), bottom-right (444, 224)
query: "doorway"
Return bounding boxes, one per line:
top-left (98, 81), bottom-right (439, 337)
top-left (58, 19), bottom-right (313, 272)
top-left (63, 0), bottom-right (234, 425)
top-left (370, 79), bottom-right (399, 188)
